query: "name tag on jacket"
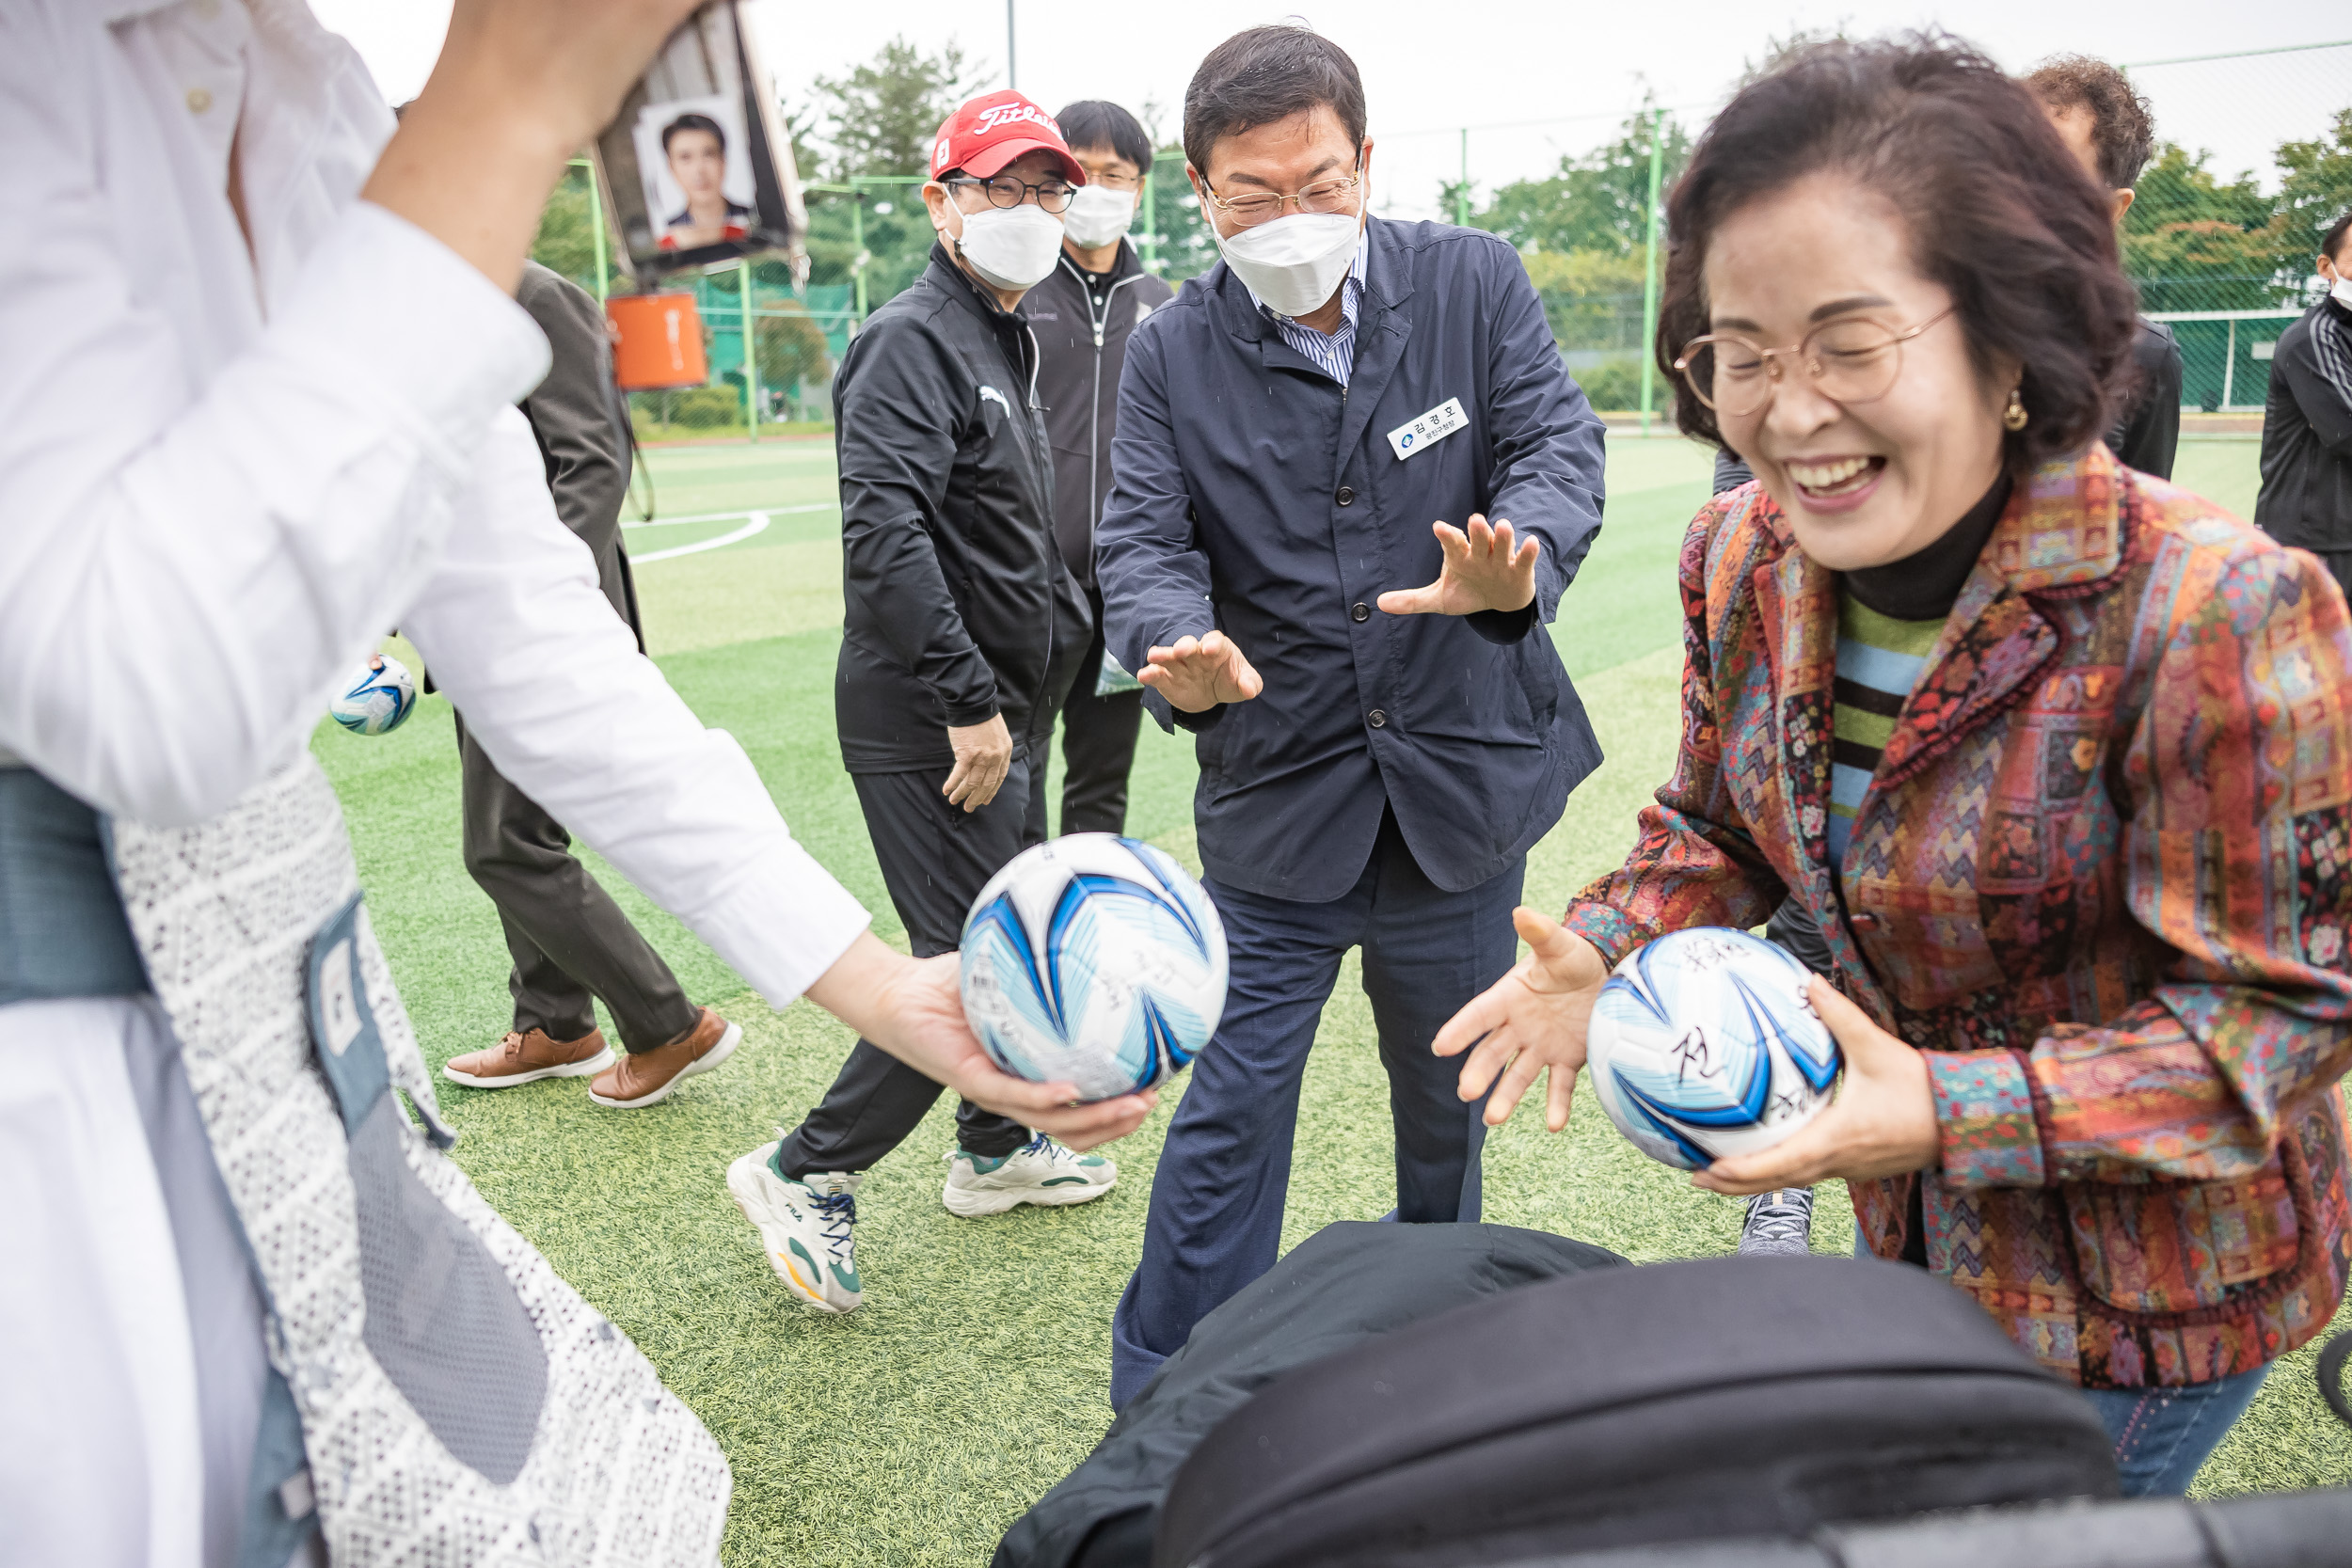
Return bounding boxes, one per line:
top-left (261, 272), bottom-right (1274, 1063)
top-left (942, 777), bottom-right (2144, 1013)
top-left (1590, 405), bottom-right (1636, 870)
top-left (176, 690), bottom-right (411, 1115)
top-left (1388, 397), bottom-right (1468, 461)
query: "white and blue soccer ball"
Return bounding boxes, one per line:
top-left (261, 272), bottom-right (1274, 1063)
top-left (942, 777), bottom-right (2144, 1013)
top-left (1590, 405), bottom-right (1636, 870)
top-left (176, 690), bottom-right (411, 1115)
top-left (959, 834), bottom-right (1227, 1101)
top-left (1584, 927), bottom-right (1842, 1171)
top-left (329, 655), bottom-right (417, 736)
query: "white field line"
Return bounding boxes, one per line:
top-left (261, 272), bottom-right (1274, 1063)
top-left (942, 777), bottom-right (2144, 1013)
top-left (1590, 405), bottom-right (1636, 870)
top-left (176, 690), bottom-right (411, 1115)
top-left (632, 511), bottom-right (771, 563)
top-left (622, 500), bottom-right (837, 530)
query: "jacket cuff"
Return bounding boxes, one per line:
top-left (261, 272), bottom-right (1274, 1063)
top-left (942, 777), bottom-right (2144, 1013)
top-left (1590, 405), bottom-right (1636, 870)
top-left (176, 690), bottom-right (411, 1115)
top-left (278, 204), bottom-right (551, 475)
top-left (1466, 602), bottom-right (1539, 645)
top-left (1926, 1049), bottom-right (2048, 1189)
top-left (1560, 901), bottom-right (1641, 968)
top-left (943, 697), bottom-right (1002, 727)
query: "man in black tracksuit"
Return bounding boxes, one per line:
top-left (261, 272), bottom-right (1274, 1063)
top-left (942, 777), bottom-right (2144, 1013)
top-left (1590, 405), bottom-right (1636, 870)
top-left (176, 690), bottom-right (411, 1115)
top-left (742, 93), bottom-right (1114, 1317)
top-left (1026, 101), bottom-right (1176, 837)
top-left (2255, 214), bottom-right (2352, 597)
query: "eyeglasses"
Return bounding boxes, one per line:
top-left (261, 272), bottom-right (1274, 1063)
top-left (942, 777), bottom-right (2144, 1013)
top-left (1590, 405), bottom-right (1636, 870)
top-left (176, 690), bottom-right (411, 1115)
top-left (1674, 308), bottom-right (1957, 417)
top-left (946, 174), bottom-right (1076, 214)
top-left (1081, 169), bottom-right (1145, 192)
top-left (1200, 166), bottom-right (1362, 228)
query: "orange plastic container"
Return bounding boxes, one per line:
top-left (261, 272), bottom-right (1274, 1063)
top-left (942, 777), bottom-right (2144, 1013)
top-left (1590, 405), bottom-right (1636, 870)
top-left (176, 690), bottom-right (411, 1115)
top-left (608, 292), bottom-right (709, 390)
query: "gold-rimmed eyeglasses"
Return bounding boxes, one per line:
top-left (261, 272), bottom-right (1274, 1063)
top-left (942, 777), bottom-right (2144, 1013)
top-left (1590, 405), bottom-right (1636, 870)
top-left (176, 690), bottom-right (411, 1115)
top-left (1674, 307), bottom-right (1957, 417)
top-left (1199, 166), bottom-right (1362, 227)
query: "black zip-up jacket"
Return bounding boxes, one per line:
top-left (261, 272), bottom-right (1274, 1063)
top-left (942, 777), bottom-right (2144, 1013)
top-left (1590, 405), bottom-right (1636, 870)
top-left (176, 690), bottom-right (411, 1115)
top-left (2256, 295), bottom-right (2352, 552)
top-left (1027, 240), bottom-right (1175, 588)
top-left (833, 245), bottom-right (1091, 771)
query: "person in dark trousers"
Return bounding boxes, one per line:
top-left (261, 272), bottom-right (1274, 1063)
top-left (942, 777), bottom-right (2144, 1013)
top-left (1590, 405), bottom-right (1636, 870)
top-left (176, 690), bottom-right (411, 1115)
top-left (1027, 100), bottom-right (1176, 839)
top-left (2026, 55), bottom-right (2183, 479)
top-left (440, 260), bottom-right (739, 1107)
top-left (2256, 212), bottom-right (2352, 597)
top-left (725, 91), bottom-right (1114, 1317)
top-left (1096, 25), bottom-right (1607, 1409)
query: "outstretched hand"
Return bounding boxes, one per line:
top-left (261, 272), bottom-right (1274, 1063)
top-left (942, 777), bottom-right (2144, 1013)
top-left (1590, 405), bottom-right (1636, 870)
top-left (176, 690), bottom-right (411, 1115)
top-left (806, 933), bottom-right (1155, 1150)
top-left (1377, 515), bottom-right (1539, 618)
top-left (1136, 630), bottom-right (1263, 713)
top-left (1433, 906), bottom-right (1611, 1132)
top-left (1692, 977), bottom-right (1939, 1195)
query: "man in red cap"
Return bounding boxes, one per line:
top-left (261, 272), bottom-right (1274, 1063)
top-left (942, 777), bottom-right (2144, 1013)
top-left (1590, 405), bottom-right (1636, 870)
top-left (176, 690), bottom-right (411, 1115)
top-left (727, 90), bottom-right (1119, 1314)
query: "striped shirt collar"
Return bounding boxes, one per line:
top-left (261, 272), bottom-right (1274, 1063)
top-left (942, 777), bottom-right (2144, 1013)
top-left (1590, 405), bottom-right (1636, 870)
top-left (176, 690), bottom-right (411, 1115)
top-left (1243, 225), bottom-right (1371, 387)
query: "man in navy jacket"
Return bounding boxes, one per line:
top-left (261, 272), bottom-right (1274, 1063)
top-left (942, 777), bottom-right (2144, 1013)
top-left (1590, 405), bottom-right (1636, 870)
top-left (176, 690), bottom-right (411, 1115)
top-left (1097, 24), bottom-right (1606, 1407)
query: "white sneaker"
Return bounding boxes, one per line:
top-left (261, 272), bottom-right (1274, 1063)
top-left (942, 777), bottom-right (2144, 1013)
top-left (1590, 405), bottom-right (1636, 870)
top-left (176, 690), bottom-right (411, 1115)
top-left (727, 1142), bottom-right (863, 1313)
top-left (1738, 1187), bottom-right (1816, 1257)
top-left (941, 1131), bottom-right (1118, 1218)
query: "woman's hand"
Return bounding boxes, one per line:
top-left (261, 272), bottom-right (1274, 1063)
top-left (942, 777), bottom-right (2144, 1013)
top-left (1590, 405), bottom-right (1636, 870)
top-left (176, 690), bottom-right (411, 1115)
top-left (805, 932), bottom-right (1155, 1150)
top-left (1692, 976), bottom-right (1940, 1195)
top-left (363, 0), bottom-right (707, 292)
top-left (1433, 906), bottom-right (1612, 1132)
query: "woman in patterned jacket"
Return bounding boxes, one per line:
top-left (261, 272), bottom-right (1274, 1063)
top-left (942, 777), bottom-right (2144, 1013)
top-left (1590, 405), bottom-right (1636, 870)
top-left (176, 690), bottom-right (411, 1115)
top-left (1437, 36), bottom-right (2352, 1496)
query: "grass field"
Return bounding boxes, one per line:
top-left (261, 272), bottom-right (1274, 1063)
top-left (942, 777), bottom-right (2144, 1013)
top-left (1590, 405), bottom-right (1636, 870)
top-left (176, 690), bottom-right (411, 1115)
top-left (323, 433), bottom-right (2346, 1565)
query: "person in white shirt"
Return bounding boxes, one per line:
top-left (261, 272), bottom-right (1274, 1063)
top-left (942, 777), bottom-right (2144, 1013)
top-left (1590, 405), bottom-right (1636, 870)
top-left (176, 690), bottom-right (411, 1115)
top-left (0, 2), bottom-right (1153, 1564)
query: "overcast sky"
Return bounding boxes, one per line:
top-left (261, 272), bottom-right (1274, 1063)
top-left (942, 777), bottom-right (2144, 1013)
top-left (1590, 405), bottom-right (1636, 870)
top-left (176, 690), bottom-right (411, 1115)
top-left (314, 0), bottom-right (2347, 219)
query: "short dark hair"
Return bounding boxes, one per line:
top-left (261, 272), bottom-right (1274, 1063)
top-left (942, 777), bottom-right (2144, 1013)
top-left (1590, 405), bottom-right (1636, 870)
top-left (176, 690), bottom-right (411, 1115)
top-left (2324, 210), bottom-right (2352, 267)
top-left (2024, 55), bottom-right (2156, 189)
top-left (1058, 100), bottom-right (1152, 174)
top-left (1182, 25), bottom-right (1365, 176)
top-left (661, 113), bottom-right (726, 155)
top-left (1658, 34), bottom-right (2139, 476)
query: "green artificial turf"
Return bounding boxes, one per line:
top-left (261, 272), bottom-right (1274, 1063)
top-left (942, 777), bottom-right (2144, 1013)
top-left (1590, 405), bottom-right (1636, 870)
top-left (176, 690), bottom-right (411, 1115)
top-left (322, 433), bottom-right (2344, 1565)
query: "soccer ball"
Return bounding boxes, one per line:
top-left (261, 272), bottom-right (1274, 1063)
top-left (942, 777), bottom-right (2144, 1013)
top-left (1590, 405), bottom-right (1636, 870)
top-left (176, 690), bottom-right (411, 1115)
top-left (959, 834), bottom-right (1227, 1101)
top-left (329, 655), bottom-right (417, 736)
top-left (1583, 927), bottom-right (1842, 1171)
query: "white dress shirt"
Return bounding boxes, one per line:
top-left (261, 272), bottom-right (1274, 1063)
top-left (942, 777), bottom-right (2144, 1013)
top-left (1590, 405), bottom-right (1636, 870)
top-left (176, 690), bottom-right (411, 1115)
top-left (0, 0), bottom-right (870, 1006)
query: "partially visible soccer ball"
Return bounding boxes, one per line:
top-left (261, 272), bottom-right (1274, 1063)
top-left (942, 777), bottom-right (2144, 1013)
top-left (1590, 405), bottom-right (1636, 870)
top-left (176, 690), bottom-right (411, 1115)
top-left (1583, 927), bottom-right (1842, 1171)
top-left (329, 655), bottom-right (417, 736)
top-left (959, 834), bottom-right (1228, 1101)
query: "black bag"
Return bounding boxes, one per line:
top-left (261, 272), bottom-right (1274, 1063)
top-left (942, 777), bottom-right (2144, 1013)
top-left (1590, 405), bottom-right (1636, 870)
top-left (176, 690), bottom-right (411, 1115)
top-left (1153, 1254), bottom-right (2118, 1568)
top-left (996, 1222), bottom-right (1631, 1568)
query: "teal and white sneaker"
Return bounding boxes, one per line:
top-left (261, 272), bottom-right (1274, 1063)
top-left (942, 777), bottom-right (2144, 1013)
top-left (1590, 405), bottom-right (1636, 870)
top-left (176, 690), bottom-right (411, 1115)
top-left (942, 1131), bottom-right (1118, 1217)
top-left (726, 1141), bottom-right (863, 1312)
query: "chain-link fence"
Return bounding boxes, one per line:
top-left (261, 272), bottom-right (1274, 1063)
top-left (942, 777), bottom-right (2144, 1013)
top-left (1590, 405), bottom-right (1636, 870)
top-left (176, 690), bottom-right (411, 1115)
top-left (530, 40), bottom-right (2350, 432)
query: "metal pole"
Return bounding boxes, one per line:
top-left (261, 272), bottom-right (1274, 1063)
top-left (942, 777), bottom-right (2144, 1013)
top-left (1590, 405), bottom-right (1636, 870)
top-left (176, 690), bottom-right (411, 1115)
top-left (1638, 106), bottom-right (1665, 435)
top-left (1457, 128), bottom-right (1470, 227)
top-left (584, 163), bottom-right (610, 304)
top-left (2222, 317), bottom-right (2237, 409)
top-left (739, 260), bottom-right (760, 441)
top-left (1141, 162), bottom-right (1158, 272)
top-left (850, 183), bottom-right (869, 323)
top-left (1007, 0), bottom-right (1016, 89)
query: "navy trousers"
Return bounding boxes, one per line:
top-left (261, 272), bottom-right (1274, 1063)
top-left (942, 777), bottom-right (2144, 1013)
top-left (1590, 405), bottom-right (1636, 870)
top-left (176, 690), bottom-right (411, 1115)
top-left (1108, 812), bottom-right (1524, 1409)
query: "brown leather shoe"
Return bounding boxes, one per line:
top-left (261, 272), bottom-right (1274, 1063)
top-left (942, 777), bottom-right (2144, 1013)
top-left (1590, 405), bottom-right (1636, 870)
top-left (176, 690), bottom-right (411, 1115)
top-left (587, 1006), bottom-right (742, 1108)
top-left (442, 1026), bottom-right (614, 1088)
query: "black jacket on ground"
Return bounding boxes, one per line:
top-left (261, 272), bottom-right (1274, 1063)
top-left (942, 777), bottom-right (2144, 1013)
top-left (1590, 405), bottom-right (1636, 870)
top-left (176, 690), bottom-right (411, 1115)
top-left (2109, 316), bottom-right (2183, 480)
top-left (833, 245), bottom-right (1090, 770)
top-left (992, 1221), bottom-right (1626, 1568)
top-left (2256, 296), bottom-right (2352, 552)
top-left (1028, 241), bottom-right (1176, 588)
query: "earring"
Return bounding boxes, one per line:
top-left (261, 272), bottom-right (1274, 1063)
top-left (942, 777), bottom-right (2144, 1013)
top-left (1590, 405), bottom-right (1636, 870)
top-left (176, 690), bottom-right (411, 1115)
top-left (2003, 387), bottom-right (2029, 432)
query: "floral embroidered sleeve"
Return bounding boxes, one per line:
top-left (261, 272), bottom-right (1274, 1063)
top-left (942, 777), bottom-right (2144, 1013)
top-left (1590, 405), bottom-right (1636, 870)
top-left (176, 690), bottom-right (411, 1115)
top-left (1930, 545), bottom-right (2352, 1189)
top-left (1561, 498), bottom-right (1788, 965)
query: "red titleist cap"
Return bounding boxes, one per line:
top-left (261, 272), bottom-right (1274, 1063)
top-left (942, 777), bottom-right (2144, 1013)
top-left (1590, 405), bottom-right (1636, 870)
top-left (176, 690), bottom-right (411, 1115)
top-left (930, 90), bottom-right (1086, 183)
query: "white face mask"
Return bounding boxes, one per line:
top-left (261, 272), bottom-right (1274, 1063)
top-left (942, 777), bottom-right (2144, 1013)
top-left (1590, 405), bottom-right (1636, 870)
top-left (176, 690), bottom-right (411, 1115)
top-left (1214, 210), bottom-right (1361, 319)
top-left (2332, 273), bottom-right (2352, 309)
top-left (949, 201), bottom-right (1066, 291)
top-left (1061, 184), bottom-right (1136, 249)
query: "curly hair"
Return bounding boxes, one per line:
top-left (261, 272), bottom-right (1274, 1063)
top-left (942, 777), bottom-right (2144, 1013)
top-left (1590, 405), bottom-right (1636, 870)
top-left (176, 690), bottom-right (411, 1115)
top-left (1656, 34), bottom-right (2141, 475)
top-left (2024, 55), bottom-right (2157, 190)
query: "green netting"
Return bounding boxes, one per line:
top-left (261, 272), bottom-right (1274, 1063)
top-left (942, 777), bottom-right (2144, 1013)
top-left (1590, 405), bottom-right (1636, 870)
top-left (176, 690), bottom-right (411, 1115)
top-left (529, 40), bottom-right (2350, 428)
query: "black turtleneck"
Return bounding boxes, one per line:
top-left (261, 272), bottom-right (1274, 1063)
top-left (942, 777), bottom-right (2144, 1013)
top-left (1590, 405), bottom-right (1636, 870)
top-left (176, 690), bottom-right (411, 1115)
top-left (1841, 472), bottom-right (2013, 623)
